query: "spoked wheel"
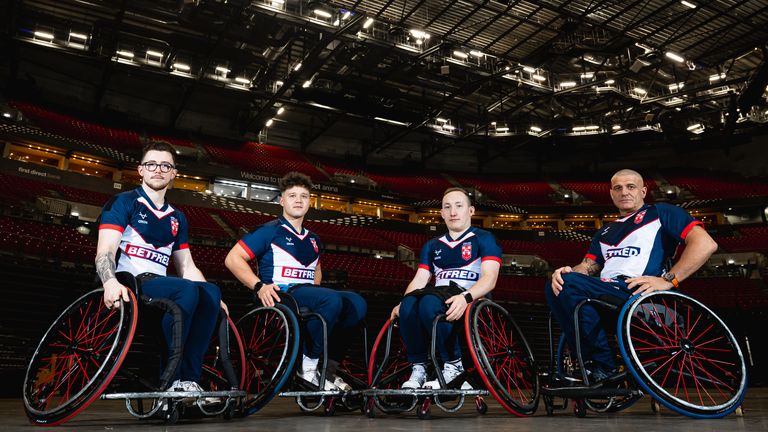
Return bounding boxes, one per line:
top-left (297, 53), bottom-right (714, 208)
top-left (202, 311), bottom-right (246, 393)
top-left (368, 319), bottom-right (418, 414)
top-left (23, 288), bottom-right (138, 425)
top-left (618, 291), bottom-right (747, 419)
top-left (237, 304), bottom-right (300, 416)
top-left (466, 299), bottom-right (539, 416)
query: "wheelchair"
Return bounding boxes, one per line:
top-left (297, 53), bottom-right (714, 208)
top-left (23, 272), bottom-right (246, 426)
top-left (364, 298), bottom-right (540, 419)
top-left (541, 290), bottom-right (747, 419)
top-left (236, 290), bottom-right (369, 416)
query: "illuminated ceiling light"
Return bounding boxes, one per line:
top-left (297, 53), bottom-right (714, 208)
top-left (665, 51), bottom-right (685, 63)
top-left (215, 66), bottom-right (230, 74)
top-left (633, 87), bottom-right (647, 94)
top-left (293, 62), bottom-right (302, 71)
top-left (436, 117), bottom-right (448, 123)
top-left (265, 119), bottom-right (274, 127)
top-left (313, 9), bottom-right (332, 19)
top-left (532, 74), bottom-right (546, 81)
top-left (469, 50), bottom-right (483, 57)
top-left (34, 31), bottom-right (54, 40)
top-left (668, 82), bottom-right (685, 91)
top-left (146, 50), bottom-right (164, 58)
top-left (69, 32), bottom-right (87, 40)
top-left (709, 73), bottom-right (725, 82)
top-left (235, 77), bottom-right (251, 85)
top-left (116, 50), bottom-right (134, 59)
top-left (302, 80), bottom-right (312, 88)
top-left (573, 126), bottom-right (586, 132)
top-left (580, 72), bottom-right (594, 79)
top-left (453, 51), bottom-right (468, 59)
top-left (560, 81), bottom-right (577, 88)
top-left (342, 11), bottom-right (351, 20)
top-left (585, 125), bottom-right (599, 130)
top-left (2, 112), bottom-right (11, 118)
top-left (271, 0), bottom-right (285, 4)
top-left (612, 124), bottom-right (621, 130)
top-left (496, 126), bottom-right (509, 132)
top-left (173, 62), bottom-right (190, 71)
top-left (681, 0), bottom-right (696, 8)
top-left (442, 124), bottom-right (456, 131)
top-left (530, 126), bottom-right (542, 132)
top-left (275, 80), bottom-right (284, 86)
top-left (363, 18), bottom-right (374, 29)
top-left (409, 29), bottom-right (430, 39)
top-left (605, 79), bottom-right (615, 85)
top-left (522, 66), bottom-right (536, 73)
top-left (277, 107), bottom-right (285, 115)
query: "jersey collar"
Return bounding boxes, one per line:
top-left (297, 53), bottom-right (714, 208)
top-left (279, 216), bottom-right (307, 237)
top-left (617, 203), bottom-right (651, 222)
top-left (136, 187), bottom-right (169, 212)
top-left (444, 226), bottom-right (475, 243)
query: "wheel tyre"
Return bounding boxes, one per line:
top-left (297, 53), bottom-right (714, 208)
top-left (735, 406), bottom-right (744, 417)
top-left (544, 395), bottom-right (554, 416)
top-left (417, 398), bottom-right (432, 420)
top-left (365, 398), bottom-right (376, 418)
top-left (324, 397), bottom-right (337, 417)
top-left (476, 397), bottom-right (488, 415)
top-left (223, 403), bottom-right (235, 420)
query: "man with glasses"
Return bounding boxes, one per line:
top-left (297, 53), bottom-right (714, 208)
top-left (96, 141), bottom-right (224, 394)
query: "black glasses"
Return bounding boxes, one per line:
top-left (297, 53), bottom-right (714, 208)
top-left (141, 162), bottom-right (175, 173)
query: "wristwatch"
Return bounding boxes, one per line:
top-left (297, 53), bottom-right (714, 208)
top-left (254, 281), bottom-right (264, 291)
top-left (463, 291), bottom-right (474, 303)
top-left (662, 272), bottom-right (679, 288)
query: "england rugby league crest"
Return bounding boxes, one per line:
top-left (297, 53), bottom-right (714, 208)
top-left (461, 242), bottom-right (472, 260)
top-left (170, 216), bottom-right (179, 237)
top-left (634, 210), bottom-right (647, 224)
top-left (310, 238), bottom-right (319, 253)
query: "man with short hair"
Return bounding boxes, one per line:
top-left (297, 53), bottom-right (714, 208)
top-left (96, 141), bottom-right (224, 393)
top-left (225, 171), bottom-right (367, 391)
top-left (392, 187), bottom-right (502, 389)
top-left (545, 169), bottom-right (718, 382)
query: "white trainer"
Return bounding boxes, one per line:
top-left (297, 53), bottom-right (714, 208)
top-left (423, 360), bottom-right (465, 389)
top-left (401, 364), bottom-right (427, 389)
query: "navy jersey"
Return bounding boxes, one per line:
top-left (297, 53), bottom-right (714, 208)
top-left (99, 187), bottom-right (189, 276)
top-left (238, 217), bottom-right (321, 290)
top-left (418, 227), bottom-right (503, 290)
top-left (586, 203), bottom-right (702, 280)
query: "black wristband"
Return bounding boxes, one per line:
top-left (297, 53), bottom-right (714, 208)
top-left (254, 281), bottom-right (264, 291)
top-left (463, 291), bottom-right (474, 303)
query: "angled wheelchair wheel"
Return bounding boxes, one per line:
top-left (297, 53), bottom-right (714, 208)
top-left (368, 319), bottom-right (417, 413)
top-left (618, 291), bottom-right (747, 418)
top-left (202, 312), bottom-right (246, 392)
top-left (466, 299), bottom-right (539, 416)
top-left (237, 304), bottom-right (300, 415)
top-left (23, 288), bottom-right (138, 426)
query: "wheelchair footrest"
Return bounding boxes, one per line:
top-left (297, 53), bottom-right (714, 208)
top-left (279, 389), bottom-right (365, 397)
top-left (362, 388), bottom-right (490, 397)
top-left (101, 390), bottom-right (246, 399)
top-left (542, 386), bottom-right (640, 398)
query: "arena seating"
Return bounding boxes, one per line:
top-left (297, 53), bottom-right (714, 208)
top-left (559, 178), bottom-right (658, 205)
top-left (203, 141), bottom-right (326, 181)
top-left (0, 216), bottom-right (96, 262)
top-left (453, 174), bottom-right (555, 205)
top-left (364, 172), bottom-right (454, 200)
top-left (665, 172), bottom-right (768, 199)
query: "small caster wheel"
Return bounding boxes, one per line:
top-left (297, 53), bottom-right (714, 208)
top-left (324, 397), bottom-right (337, 416)
top-left (222, 403), bottom-right (235, 420)
top-left (573, 399), bottom-right (586, 418)
top-left (166, 401), bottom-right (183, 424)
top-left (364, 397), bottom-right (376, 418)
top-left (544, 395), bottom-right (554, 416)
top-left (651, 399), bottom-right (661, 414)
top-left (475, 396), bottom-right (488, 415)
top-left (735, 406), bottom-right (744, 417)
top-left (417, 398), bottom-right (432, 420)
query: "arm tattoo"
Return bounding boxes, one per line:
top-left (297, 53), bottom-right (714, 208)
top-left (581, 258), bottom-right (600, 276)
top-left (96, 253), bottom-right (117, 284)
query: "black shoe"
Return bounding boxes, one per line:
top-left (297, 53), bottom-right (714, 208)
top-left (585, 365), bottom-right (613, 384)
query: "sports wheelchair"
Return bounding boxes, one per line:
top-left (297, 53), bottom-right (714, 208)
top-left (236, 290), bottom-right (369, 416)
top-left (541, 291), bottom-right (747, 419)
top-left (23, 272), bottom-right (246, 426)
top-left (364, 298), bottom-right (540, 419)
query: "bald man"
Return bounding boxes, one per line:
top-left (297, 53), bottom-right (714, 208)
top-left (545, 169), bottom-right (718, 383)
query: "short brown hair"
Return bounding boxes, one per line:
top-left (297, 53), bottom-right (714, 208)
top-left (442, 187), bottom-right (472, 205)
top-left (278, 171), bottom-right (314, 193)
top-left (141, 141), bottom-right (177, 165)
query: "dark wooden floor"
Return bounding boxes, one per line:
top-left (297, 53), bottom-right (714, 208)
top-left (6, 388), bottom-right (766, 431)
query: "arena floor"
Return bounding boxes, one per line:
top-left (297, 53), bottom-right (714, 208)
top-left (5, 388), bottom-right (767, 432)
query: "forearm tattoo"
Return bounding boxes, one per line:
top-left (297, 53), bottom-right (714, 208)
top-left (96, 252), bottom-right (117, 284)
top-left (582, 258), bottom-right (600, 276)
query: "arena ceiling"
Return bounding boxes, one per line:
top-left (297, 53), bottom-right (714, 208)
top-left (2, 0), bottom-right (768, 170)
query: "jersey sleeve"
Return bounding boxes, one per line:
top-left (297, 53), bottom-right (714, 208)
top-left (98, 194), bottom-right (130, 233)
top-left (657, 203), bottom-right (703, 241)
top-left (585, 232), bottom-right (605, 266)
top-left (478, 232), bottom-right (503, 264)
top-left (418, 240), bottom-right (433, 272)
top-left (172, 211), bottom-right (189, 252)
top-left (238, 225), bottom-right (273, 260)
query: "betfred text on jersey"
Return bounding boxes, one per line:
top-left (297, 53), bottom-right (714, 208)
top-left (606, 246), bottom-right (641, 259)
top-left (125, 244), bottom-right (170, 266)
top-left (436, 269), bottom-right (479, 281)
top-left (281, 267), bottom-right (315, 280)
